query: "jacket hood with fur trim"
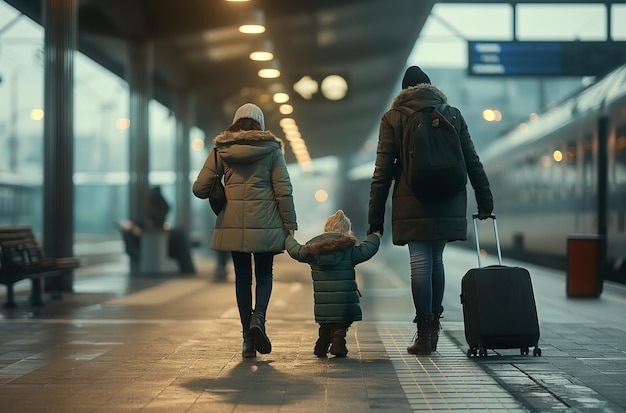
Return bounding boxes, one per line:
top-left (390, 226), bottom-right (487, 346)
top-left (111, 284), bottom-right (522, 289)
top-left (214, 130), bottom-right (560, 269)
top-left (214, 130), bottom-right (285, 153)
top-left (390, 83), bottom-right (448, 111)
top-left (213, 129), bottom-right (285, 164)
top-left (303, 233), bottom-right (357, 256)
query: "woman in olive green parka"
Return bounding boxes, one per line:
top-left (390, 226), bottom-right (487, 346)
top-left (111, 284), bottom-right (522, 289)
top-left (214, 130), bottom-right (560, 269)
top-left (285, 210), bottom-right (381, 357)
top-left (193, 103), bottom-right (297, 359)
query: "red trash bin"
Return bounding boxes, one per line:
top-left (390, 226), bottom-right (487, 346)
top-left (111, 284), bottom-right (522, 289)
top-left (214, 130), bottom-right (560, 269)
top-left (566, 234), bottom-right (604, 298)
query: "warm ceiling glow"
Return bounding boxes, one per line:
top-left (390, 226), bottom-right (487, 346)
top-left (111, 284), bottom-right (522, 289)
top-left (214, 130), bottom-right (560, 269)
top-left (238, 9), bottom-right (265, 34)
top-left (249, 51), bottom-right (273, 61)
top-left (285, 131), bottom-right (301, 141)
top-left (279, 104), bottom-right (293, 115)
top-left (191, 138), bottom-right (205, 151)
top-left (273, 93), bottom-right (289, 103)
top-left (279, 118), bottom-right (296, 128)
top-left (293, 76), bottom-right (318, 100)
top-left (116, 118), bottom-right (131, 130)
top-left (30, 109), bottom-right (44, 120)
top-left (483, 109), bottom-right (496, 122)
top-left (315, 189), bottom-right (328, 203)
top-left (282, 123), bottom-right (299, 133)
top-left (239, 24), bottom-right (265, 34)
top-left (320, 75), bottom-right (348, 100)
top-left (258, 68), bottom-right (280, 78)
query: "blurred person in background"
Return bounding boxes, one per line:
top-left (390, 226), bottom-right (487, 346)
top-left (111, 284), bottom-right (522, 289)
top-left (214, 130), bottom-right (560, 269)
top-left (144, 186), bottom-right (170, 230)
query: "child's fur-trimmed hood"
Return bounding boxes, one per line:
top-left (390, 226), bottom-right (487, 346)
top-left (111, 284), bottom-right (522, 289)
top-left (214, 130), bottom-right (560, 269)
top-left (304, 233), bottom-right (357, 256)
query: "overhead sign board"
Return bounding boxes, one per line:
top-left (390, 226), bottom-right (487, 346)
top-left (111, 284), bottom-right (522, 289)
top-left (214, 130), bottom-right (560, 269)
top-left (468, 41), bottom-right (626, 77)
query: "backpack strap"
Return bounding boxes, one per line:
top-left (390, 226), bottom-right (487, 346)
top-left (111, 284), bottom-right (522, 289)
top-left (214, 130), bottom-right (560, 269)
top-left (434, 103), bottom-right (460, 132)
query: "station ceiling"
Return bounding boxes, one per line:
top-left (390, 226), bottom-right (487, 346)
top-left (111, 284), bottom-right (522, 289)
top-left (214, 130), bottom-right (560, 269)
top-left (5, 0), bottom-right (435, 164)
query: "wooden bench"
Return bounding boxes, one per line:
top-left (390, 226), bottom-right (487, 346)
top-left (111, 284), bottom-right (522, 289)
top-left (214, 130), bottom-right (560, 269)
top-left (0, 226), bottom-right (80, 308)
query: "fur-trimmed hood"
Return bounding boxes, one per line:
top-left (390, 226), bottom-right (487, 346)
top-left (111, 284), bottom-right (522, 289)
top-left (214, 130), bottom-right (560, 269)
top-left (304, 233), bottom-right (357, 256)
top-left (213, 129), bottom-right (285, 164)
top-left (214, 129), bottom-right (285, 152)
top-left (390, 83), bottom-right (448, 111)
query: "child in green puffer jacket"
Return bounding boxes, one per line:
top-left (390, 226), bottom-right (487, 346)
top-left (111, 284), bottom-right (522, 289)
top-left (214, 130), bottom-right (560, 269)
top-left (285, 210), bottom-right (381, 357)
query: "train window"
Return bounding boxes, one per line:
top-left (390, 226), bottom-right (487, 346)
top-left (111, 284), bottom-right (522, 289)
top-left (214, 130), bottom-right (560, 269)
top-left (582, 136), bottom-right (594, 189)
top-left (539, 151), bottom-right (552, 202)
top-left (615, 128), bottom-right (626, 187)
top-left (551, 147), bottom-right (564, 199)
top-left (563, 142), bottom-right (577, 193)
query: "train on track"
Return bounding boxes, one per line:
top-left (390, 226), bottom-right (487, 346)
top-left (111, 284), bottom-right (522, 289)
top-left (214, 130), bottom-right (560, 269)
top-left (476, 64), bottom-right (626, 284)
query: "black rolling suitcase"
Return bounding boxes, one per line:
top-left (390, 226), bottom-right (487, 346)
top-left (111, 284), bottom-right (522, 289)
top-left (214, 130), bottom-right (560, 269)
top-left (460, 214), bottom-right (541, 357)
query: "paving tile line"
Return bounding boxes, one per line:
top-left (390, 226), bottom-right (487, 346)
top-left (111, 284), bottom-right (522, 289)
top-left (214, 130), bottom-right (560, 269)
top-left (376, 322), bottom-right (528, 412)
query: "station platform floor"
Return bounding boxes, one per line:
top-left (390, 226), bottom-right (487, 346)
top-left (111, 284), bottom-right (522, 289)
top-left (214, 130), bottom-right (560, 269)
top-left (1, 239), bottom-right (626, 412)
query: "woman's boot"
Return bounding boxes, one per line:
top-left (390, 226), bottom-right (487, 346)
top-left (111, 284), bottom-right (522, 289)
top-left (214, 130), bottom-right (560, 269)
top-left (407, 317), bottom-right (431, 355)
top-left (250, 311), bottom-right (272, 354)
top-left (314, 324), bottom-right (332, 357)
top-left (329, 323), bottom-right (349, 357)
top-left (242, 331), bottom-right (256, 358)
top-left (431, 314), bottom-right (442, 352)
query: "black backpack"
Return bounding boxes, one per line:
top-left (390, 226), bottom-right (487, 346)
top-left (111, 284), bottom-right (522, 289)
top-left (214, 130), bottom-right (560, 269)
top-left (393, 104), bottom-right (467, 198)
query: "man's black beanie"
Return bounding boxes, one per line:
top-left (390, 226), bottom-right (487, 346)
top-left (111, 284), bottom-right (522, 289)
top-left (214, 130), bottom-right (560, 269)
top-left (402, 66), bottom-right (431, 89)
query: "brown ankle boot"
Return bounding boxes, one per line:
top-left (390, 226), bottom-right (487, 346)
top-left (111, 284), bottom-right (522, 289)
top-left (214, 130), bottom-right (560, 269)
top-left (242, 331), bottom-right (256, 358)
top-left (407, 318), bottom-right (431, 355)
top-left (250, 312), bottom-right (272, 354)
top-left (431, 314), bottom-right (442, 352)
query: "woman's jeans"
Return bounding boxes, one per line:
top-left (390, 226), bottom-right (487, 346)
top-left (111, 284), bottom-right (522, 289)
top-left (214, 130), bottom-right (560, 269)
top-left (231, 251), bottom-right (274, 332)
top-left (407, 240), bottom-right (446, 321)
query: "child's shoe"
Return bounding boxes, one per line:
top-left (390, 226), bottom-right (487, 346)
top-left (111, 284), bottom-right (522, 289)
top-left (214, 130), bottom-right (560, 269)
top-left (313, 324), bottom-right (332, 357)
top-left (329, 324), bottom-right (349, 357)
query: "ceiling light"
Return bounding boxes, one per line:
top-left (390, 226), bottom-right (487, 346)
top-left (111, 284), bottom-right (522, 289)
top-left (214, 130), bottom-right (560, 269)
top-left (250, 51), bottom-right (273, 61)
top-left (273, 93), bottom-right (289, 103)
top-left (258, 60), bottom-right (280, 79)
top-left (250, 39), bottom-right (274, 61)
top-left (239, 9), bottom-right (265, 34)
top-left (320, 75), bottom-right (348, 101)
top-left (279, 104), bottom-right (293, 115)
top-left (279, 118), bottom-right (296, 128)
top-left (293, 76), bottom-right (318, 100)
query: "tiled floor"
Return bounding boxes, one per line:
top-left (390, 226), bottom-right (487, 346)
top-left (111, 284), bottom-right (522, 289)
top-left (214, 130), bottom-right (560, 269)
top-left (1, 245), bottom-right (626, 412)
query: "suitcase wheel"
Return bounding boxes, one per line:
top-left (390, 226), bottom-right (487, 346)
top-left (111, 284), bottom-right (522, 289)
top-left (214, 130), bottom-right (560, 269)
top-left (466, 347), bottom-right (487, 357)
top-left (520, 346), bottom-right (543, 356)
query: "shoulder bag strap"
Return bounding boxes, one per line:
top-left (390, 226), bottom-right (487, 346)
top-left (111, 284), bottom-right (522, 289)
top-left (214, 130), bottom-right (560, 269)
top-left (213, 148), bottom-right (223, 177)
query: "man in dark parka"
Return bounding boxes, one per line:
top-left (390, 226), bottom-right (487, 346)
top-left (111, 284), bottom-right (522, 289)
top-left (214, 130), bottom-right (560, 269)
top-left (367, 66), bottom-right (493, 355)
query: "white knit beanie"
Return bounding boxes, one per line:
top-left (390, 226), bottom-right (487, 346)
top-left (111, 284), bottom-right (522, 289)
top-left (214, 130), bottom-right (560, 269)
top-left (232, 103), bottom-right (265, 130)
top-left (324, 210), bottom-right (352, 234)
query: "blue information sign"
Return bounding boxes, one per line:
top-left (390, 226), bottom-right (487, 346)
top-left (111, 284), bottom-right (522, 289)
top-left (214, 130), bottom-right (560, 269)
top-left (468, 41), bottom-right (626, 76)
top-left (468, 41), bottom-right (562, 76)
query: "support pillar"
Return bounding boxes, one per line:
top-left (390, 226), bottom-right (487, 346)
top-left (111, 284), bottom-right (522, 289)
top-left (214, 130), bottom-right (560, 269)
top-left (174, 92), bottom-right (195, 231)
top-left (42, 0), bottom-right (77, 293)
top-left (127, 42), bottom-right (152, 224)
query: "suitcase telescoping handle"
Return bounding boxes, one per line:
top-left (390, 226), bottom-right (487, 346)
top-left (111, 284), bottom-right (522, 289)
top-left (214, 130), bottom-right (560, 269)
top-left (472, 213), bottom-right (502, 267)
